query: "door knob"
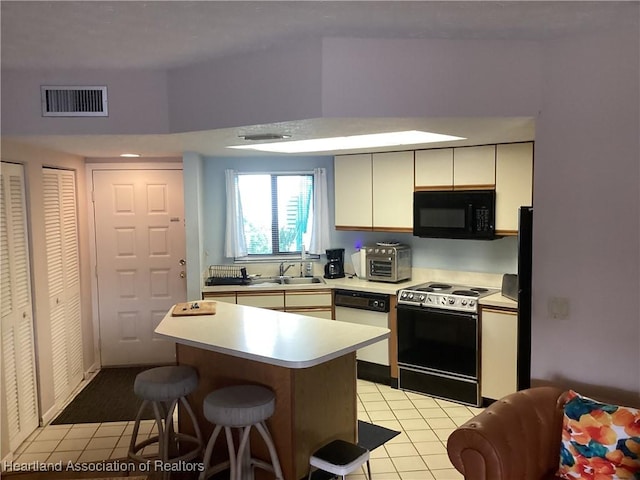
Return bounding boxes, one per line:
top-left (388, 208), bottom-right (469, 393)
top-left (179, 259), bottom-right (186, 266)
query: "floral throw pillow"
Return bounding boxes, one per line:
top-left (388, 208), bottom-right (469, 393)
top-left (558, 390), bottom-right (640, 479)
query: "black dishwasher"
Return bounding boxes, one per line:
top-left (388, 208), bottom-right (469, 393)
top-left (334, 289), bottom-right (391, 385)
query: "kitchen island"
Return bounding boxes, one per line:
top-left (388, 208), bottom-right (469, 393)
top-left (154, 301), bottom-right (389, 480)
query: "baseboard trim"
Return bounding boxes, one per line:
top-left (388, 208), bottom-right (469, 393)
top-left (40, 404), bottom-right (58, 426)
top-left (86, 361), bottom-right (100, 378)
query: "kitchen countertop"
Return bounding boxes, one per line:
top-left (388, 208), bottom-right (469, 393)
top-left (202, 275), bottom-right (413, 295)
top-left (154, 301), bottom-right (390, 368)
top-left (201, 273), bottom-right (518, 307)
top-left (479, 292), bottom-right (518, 309)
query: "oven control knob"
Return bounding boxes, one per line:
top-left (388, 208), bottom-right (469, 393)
top-left (461, 299), bottom-right (467, 306)
top-left (469, 300), bottom-right (476, 307)
top-left (448, 297), bottom-right (455, 305)
top-left (419, 295), bottom-right (426, 302)
top-left (408, 293), bottom-right (414, 300)
top-left (440, 296), bottom-right (447, 305)
top-left (400, 292), bottom-right (407, 299)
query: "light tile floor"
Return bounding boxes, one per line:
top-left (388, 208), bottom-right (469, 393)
top-left (10, 379), bottom-right (480, 479)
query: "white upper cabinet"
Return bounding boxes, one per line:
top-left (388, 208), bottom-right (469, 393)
top-left (334, 153), bottom-right (373, 229)
top-left (414, 148), bottom-right (453, 190)
top-left (336, 142), bottom-right (533, 234)
top-left (334, 151), bottom-right (413, 231)
top-left (415, 145), bottom-right (496, 190)
top-left (453, 145), bottom-right (496, 189)
top-left (495, 142), bottom-right (534, 234)
top-left (372, 151), bottom-right (414, 231)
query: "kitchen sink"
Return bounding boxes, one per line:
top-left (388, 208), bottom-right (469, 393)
top-left (248, 276), bottom-right (325, 286)
top-left (283, 277), bottom-right (325, 285)
top-left (248, 277), bottom-right (285, 286)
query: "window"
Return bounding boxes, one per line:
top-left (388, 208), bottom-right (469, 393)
top-left (237, 173), bottom-right (313, 256)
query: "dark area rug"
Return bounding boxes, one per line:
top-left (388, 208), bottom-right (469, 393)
top-left (357, 420), bottom-right (400, 451)
top-left (308, 421), bottom-right (400, 480)
top-left (51, 366), bottom-right (158, 424)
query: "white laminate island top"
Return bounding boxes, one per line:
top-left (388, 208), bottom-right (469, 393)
top-left (155, 301), bottom-right (389, 369)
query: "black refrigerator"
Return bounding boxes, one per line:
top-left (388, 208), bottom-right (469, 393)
top-left (517, 206), bottom-right (533, 390)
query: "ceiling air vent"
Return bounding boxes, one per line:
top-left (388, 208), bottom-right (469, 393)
top-left (41, 85), bottom-right (108, 117)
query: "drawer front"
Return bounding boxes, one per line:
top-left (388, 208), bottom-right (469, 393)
top-left (285, 291), bottom-right (333, 308)
top-left (236, 292), bottom-right (285, 309)
top-left (202, 292), bottom-right (237, 303)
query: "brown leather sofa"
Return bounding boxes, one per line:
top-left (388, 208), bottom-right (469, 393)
top-left (447, 387), bottom-right (566, 480)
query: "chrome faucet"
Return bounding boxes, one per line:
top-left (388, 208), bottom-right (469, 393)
top-left (279, 262), bottom-right (295, 276)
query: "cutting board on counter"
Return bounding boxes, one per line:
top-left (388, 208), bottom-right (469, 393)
top-left (172, 301), bottom-right (216, 316)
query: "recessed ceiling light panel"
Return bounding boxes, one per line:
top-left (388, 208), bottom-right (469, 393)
top-left (120, 153), bottom-right (141, 157)
top-left (228, 130), bottom-right (465, 153)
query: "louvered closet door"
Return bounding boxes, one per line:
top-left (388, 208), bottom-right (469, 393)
top-left (1, 162), bottom-right (39, 451)
top-left (43, 168), bottom-right (83, 405)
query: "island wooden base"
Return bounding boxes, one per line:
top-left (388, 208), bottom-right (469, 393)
top-left (177, 345), bottom-right (358, 480)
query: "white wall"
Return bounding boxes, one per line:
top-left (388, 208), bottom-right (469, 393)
top-left (167, 40), bottom-right (324, 132)
top-left (321, 38), bottom-right (542, 117)
top-left (533, 27), bottom-right (640, 395)
top-left (1, 69), bottom-right (170, 135)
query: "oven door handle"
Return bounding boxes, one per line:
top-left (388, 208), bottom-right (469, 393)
top-left (396, 303), bottom-right (478, 320)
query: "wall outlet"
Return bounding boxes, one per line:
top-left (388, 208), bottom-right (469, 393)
top-left (548, 296), bottom-right (570, 320)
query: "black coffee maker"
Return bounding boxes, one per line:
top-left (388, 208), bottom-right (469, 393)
top-left (324, 248), bottom-right (345, 279)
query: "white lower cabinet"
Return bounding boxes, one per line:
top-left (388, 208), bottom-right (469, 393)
top-left (202, 292), bottom-right (237, 303)
top-left (481, 307), bottom-right (518, 400)
top-left (203, 289), bottom-right (334, 317)
top-left (285, 289), bottom-right (333, 319)
top-left (236, 292), bottom-right (285, 310)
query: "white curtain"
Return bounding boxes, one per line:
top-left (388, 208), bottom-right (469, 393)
top-left (224, 169), bottom-right (248, 258)
top-left (309, 167), bottom-right (330, 255)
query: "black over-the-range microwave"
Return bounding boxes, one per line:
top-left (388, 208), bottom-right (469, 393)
top-left (413, 190), bottom-right (496, 239)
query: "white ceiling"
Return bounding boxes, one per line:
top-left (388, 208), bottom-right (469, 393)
top-left (1, 1), bottom-right (635, 158)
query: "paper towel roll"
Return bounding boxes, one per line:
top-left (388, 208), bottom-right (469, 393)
top-left (351, 249), bottom-right (367, 278)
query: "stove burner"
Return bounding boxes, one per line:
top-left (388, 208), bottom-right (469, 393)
top-left (451, 290), bottom-right (479, 297)
top-left (427, 283), bottom-right (451, 290)
top-left (470, 287), bottom-right (488, 293)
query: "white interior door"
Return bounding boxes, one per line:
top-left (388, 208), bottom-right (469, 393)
top-left (1, 162), bottom-right (39, 451)
top-left (93, 169), bottom-right (186, 366)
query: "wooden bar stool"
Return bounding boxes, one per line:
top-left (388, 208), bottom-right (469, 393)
top-left (128, 366), bottom-right (203, 476)
top-left (200, 384), bottom-right (284, 480)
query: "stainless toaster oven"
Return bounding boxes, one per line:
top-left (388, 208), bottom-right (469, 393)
top-left (365, 244), bottom-right (411, 283)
